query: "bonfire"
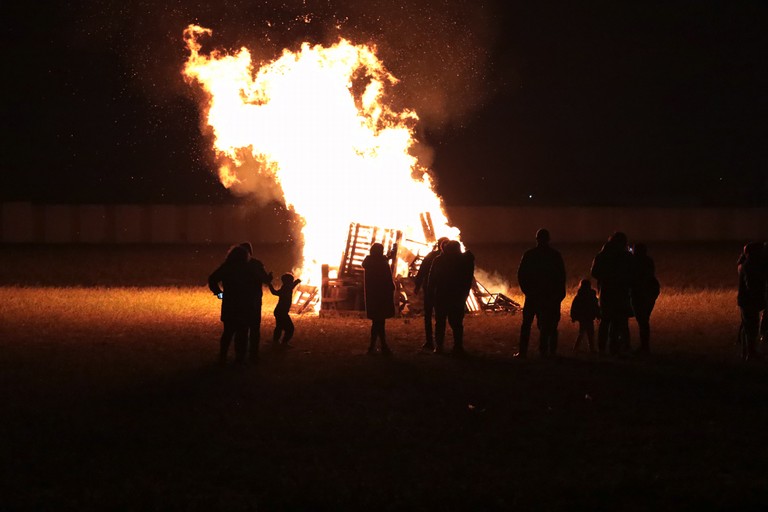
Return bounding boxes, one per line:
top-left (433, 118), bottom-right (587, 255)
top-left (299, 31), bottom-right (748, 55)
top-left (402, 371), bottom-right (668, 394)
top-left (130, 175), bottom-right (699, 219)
top-left (182, 25), bottom-right (518, 315)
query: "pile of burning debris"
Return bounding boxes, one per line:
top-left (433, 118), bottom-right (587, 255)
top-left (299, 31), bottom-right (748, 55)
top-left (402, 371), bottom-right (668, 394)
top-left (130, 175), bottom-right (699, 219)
top-left (291, 214), bottom-right (520, 317)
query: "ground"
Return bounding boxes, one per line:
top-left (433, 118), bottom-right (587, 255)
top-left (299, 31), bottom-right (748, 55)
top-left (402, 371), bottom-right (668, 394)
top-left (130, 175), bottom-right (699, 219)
top-left (1, 243), bottom-right (766, 511)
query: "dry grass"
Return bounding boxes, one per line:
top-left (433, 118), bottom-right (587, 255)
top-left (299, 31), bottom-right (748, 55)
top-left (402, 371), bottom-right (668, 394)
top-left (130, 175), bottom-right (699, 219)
top-left (1, 243), bottom-right (766, 510)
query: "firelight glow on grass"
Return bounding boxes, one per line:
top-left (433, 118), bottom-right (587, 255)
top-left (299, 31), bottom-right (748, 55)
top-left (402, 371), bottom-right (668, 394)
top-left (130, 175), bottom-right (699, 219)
top-left (0, 287), bottom-right (740, 358)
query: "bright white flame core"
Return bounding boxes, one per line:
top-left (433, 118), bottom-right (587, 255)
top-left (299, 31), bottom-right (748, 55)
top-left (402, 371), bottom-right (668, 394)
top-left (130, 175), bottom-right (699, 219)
top-left (183, 25), bottom-right (460, 281)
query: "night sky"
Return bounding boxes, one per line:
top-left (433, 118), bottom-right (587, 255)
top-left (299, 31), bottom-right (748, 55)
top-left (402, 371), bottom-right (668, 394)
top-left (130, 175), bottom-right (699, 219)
top-left (2, 1), bottom-right (766, 206)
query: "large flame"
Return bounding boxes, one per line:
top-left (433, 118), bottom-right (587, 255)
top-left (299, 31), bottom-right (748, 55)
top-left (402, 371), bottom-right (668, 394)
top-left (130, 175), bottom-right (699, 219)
top-left (183, 24), bottom-right (460, 282)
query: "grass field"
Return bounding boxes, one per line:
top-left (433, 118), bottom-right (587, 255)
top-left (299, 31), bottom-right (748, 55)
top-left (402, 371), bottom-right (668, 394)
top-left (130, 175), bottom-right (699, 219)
top-left (1, 243), bottom-right (767, 511)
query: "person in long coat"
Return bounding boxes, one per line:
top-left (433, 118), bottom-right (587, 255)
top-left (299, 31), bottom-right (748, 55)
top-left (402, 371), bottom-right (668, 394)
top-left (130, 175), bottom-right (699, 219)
top-left (362, 243), bottom-right (396, 355)
top-left (591, 232), bottom-right (634, 355)
top-left (516, 228), bottom-right (566, 358)
top-left (413, 237), bottom-right (449, 351)
top-left (208, 245), bottom-right (261, 364)
top-left (738, 242), bottom-right (767, 361)
top-left (631, 243), bottom-right (660, 354)
top-left (428, 240), bottom-right (475, 354)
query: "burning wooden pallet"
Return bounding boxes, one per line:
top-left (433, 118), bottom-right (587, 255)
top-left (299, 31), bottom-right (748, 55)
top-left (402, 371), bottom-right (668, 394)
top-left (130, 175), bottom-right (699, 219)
top-left (319, 223), bottom-right (402, 317)
top-left (291, 216), bottom-right (520, 316)
top-left (467, 280), bottom-right (521, 314)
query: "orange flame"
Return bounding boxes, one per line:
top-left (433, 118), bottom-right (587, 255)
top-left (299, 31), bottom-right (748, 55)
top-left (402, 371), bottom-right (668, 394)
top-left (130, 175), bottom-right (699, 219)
top-left (183, 24), bottom-right (460, 283)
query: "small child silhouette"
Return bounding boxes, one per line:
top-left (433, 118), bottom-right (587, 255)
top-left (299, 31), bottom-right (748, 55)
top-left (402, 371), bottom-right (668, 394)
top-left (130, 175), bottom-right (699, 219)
top-left (570, 279), bottom-right (600, 352)
top-left (269, 273), bottom-right (301, 347)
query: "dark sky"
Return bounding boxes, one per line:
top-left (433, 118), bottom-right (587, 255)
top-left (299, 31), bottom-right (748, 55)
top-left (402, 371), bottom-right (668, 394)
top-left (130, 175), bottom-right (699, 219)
top-left (2, 0), bottom-right (766, 206)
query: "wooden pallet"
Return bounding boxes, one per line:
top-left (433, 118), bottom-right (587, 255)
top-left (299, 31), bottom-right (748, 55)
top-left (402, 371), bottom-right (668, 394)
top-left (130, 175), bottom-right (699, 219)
top-left (290, 284), bottom-right (319, 314)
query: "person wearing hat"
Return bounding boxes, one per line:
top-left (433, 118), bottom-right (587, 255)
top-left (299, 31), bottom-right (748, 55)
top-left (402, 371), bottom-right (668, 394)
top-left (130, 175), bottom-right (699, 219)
top-left (515, 228), bottom-right (566, 358)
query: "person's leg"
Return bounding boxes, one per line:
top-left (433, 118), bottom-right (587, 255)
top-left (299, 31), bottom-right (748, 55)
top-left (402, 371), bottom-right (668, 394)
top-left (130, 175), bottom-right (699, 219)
top-left (282, 314), bottom-right (295, 344)
top-left (423, 297), bottom-right (435, 349)
top-left (249, 305), bottom-right (262, 360)
top-left (378, 319), bottom-right (391, 354)
top-left (636, 313), bottom-right (650, 352)
top-left (598, 317), bottom-right (610, 354)
top-left (517, 304), bottom-right (535, 357)
top-left (434, 309), bottom-right (448, 353)
top-left (549, 306), bottom-right (561, 355)
top-left (616, 317), bottom-right (630, 353)
top-left (234, 324), bottom-right (248, 363)
top-left (742, 308), bottom-right (761, 360)
top-left (574, 323), bottom-right (584, 350)
top-left (537, 313), bottom-right (550, 356)
top-left (550, 326), bottom-right (559, 356)
top-left (219, 323), bottom-right (236, 363)
top-left (586, 321), bottom-right (595, 352)
top-left (368, 320), bottom-right (378, 353)
top-left (448, 306), bottom-right (464, 353)
top-left (273, 313), bottom-right (283, 344)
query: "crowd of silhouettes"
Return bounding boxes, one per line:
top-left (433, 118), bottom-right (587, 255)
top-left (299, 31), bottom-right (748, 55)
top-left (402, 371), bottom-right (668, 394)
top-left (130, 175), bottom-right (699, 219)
top-left (512, 228), bottom-right (662, 358)
top-left (208, 234), bottom-right (767, 364)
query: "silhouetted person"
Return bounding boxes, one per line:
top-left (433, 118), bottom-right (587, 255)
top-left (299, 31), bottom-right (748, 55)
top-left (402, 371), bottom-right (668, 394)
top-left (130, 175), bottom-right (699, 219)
top-left (591, 232), bottom-right (633, 355)
top-left (362, 243), bottom-right (396, 355)
top-left (208, 245), bottom-right (260, 364)
top-left (738, 242), bottom-right (766, 361)
top-left (570, 279), bottom-right (600, 352)
top-left (269, 273), bottom-right (301, 347)
top-left (413, 237), bottom-right (449, 351)
top-left (631, 243), bottom-right (660, 354)
top-left (761, 242), bottom-right (768, 344)
top-left (427, 240), bottom-right (475, 355)
top-left (515, 229), bottom-right (566, 358)
top-left (239, 242), bottom-right (272, 362)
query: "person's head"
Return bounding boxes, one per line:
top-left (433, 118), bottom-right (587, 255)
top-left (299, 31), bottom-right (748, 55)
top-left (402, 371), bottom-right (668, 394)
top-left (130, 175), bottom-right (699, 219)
top-left (239, 241), bottom-right (253, 258)
top-left (744, 241), bottom-right (762, 259)
top-left (535, 228), bottom-right (550, 245)
top-left (370, 243), bottom-right (384, 257)
top-left (436, 237), bottom-right (449, 251)
top-left (609, 231), bottom-right (628, 250)
top-left (579, 279), bottom-right (591, 290)
top-left (281, 272), bottom-right (295, 285)
top-left (633, 243), bottom-right (647, 257)
top-left (226, 245), bottom-right (248, 264)
top-left (443, 240), bottom-right (461, 255)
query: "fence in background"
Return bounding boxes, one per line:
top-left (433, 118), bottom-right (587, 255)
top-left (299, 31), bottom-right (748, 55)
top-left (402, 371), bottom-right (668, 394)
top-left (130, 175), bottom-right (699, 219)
top-left (1, 202), bottom-right (766, 244)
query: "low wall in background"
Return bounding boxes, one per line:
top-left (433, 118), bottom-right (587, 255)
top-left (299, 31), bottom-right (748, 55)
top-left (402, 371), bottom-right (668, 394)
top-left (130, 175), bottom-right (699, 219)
top-left (1, 202), bottom-right (766, 244)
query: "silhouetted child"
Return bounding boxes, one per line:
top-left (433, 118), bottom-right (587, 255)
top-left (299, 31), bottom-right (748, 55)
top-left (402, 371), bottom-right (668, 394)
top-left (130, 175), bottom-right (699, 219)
top-left (570, 279), bottom-right (600, 352)
top-left (269, 273), bottom-right (301, 347)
